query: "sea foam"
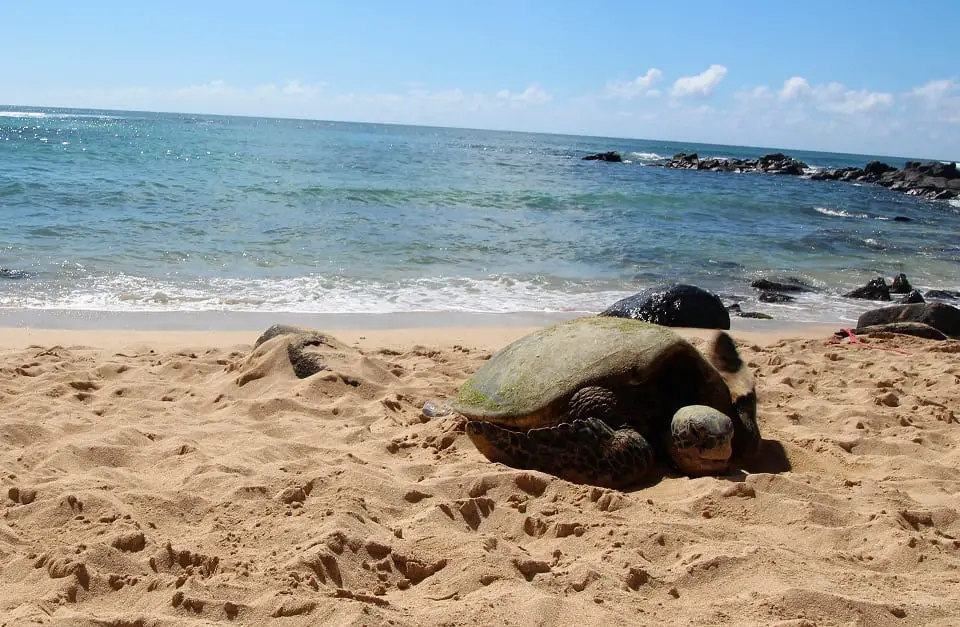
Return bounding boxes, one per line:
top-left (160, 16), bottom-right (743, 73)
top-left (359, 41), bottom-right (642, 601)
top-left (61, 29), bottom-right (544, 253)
top-left (815, 207), bottom-right (868, 219)
top-left (0, 274), bottom-right (637, 316)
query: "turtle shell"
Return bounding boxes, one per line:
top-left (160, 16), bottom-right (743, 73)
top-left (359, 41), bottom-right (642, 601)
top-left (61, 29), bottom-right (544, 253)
top-left (453, 316), bottom-right (734, 429)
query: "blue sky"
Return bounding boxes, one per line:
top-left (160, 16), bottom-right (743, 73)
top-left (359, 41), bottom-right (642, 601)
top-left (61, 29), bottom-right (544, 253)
top-left (4, 1), bottom-right (958, 158)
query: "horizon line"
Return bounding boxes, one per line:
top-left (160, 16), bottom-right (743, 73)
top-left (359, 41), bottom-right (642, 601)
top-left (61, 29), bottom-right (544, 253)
top-left (2, 102), bottom-right (952, 163)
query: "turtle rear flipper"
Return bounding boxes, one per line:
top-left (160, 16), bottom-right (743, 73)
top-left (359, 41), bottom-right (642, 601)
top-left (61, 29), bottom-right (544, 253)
top-left (465, 418), bottom-right (654, 489)
top-left (706, 332), bottom-right (761, 459)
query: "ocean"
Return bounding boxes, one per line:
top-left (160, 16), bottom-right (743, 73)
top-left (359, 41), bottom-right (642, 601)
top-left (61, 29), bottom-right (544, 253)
top-left (1, 106), bottom-right (958, 329)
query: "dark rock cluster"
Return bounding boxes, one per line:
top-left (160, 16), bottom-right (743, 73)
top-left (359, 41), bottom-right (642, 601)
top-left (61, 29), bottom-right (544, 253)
top-left (841, 273), bottom-right (951, 305)
top-left (811, 160), bottom-right (960, 201)
top-left (665, 152), bottom-right (808, 175)
top-left (600, 274), bottom-right (959, 330)
top-left (587, 148), bottom-right (960, 202)
top-left (582, 151), bottom-right (623, 162)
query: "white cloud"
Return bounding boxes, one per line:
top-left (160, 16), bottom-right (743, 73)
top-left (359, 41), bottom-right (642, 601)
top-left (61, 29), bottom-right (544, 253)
top-left (735, 85), bottom-right (772, 100)
top-left (602, 69), bottom-right (664, 100)
top-left (175, 80), bottom-right (238, 97)
top-left (813, 82), bottom-right (893, 114)
top-left (495, 84), bottom-right (552, 104)
top-left (282, 80), bottom-right (323, 96)
top-left (406, 88), bottom-right (468, 104)
top-left (741, 78), bottom-right (894, 115)
top-left (906, 79), bottom-right (960, 123)
top-left (779, 76), bottom-right (811, 100)
top-left (671, 65), bottom-right (727, 98)
top-left (909, 79), bottom-right (953, 104)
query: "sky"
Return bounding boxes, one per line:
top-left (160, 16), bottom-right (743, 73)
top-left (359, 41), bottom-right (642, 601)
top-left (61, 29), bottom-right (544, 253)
top-left (3, 1), bottom-right (958, 159)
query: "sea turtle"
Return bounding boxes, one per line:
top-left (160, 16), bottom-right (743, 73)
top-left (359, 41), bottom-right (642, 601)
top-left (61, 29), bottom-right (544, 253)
top-left (453, 317), bottom-right (760, 488)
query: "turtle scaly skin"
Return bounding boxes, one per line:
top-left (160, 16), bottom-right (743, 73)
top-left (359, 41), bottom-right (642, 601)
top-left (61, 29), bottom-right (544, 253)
top-left (453, 317), bottom-right (760, 489)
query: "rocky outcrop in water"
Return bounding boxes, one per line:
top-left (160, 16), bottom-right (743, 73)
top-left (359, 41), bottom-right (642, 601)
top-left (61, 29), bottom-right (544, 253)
top-left (811, 160), bottom-right (960, 200)
top-left (844, 278), bottom-right (892, 301)
top-left (745, 277), bottom-right (813, 308)
top-left (591, 147), bottom-right (960, 202)
top-left (726, 303), bottom-right (773, 319)
top-left (665, 152), bottom-right (808, 175)
top-left (898, 290), bottom-right (925, 304)
top-left (582, 151), bottom-right (623, 162)
top-left (890, 273), bottom-right (912, 294)
top-left (750, 278), bottom-right (811, 293)
top-left (759, 292), bottom-right (795, 303)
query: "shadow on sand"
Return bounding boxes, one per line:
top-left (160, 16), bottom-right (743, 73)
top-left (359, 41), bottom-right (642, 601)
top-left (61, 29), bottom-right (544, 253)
top-left (624, 439), bottom-right (792, 492)
top-left (741, 439), bottom-right (792, 474)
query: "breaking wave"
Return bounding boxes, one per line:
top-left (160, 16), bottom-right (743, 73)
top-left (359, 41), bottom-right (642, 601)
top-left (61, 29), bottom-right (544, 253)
top-left (815, 207), bottom-right (869, 219)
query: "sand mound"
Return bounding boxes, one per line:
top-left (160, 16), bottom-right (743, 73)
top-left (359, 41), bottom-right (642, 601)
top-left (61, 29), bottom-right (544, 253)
top-left (1, 329), bottom-right (958, 625)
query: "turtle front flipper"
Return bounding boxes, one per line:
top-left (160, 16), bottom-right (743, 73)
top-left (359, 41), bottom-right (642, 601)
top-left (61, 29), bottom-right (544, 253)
top-left (668, 405), bottom-right (734, 475)
top-left (465, 418), bottom-right (654, 489)
top-left (706, 332), bottom-right (761, 459)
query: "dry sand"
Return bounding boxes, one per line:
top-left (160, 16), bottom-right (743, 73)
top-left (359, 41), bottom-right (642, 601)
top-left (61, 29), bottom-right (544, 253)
top-left (0, 321), bottom-right (958, 626)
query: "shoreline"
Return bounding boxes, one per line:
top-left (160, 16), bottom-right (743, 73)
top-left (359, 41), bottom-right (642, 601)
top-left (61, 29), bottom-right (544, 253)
top-left (0, 309), bottom-right (840, 352)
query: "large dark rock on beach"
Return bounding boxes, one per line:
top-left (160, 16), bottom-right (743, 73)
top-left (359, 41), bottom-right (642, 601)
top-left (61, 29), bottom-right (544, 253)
top-left (843, 278), bottom-right (891, 301)
top-left (838, 322), bottom-right (948, 341)
top-left (601, 284), bottom-right (730, 329)
top-left (856, 302), bottom-right (960, 338)
top-left (582, 151), bottom-right (623, 162)
top-left (924, 289), bottom-right (960, 300)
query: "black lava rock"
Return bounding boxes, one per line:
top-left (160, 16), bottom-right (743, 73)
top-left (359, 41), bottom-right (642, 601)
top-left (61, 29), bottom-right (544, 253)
top-left (924, 289), bottom-right (960, 300)
top-left (750, 278), bottom-right (809, 293)
top-left (727, 303), bottom-right (773, 319)
top-left (856, 302), bottom-right (960, 338)
top-left (889, 273), bottom-right (912, 294)
top-left (897, 290), bottom-right (925, 304)
top-left (843, 278), bottom-right (891, 301)
top-left (759, 291), bottom-right (795, 303)
top-left (582, 151), bottom-right (623, 162)
top-left (601, 284), bottom-right (730, 330)
top-left (841, 323), bottom-right (947, 341)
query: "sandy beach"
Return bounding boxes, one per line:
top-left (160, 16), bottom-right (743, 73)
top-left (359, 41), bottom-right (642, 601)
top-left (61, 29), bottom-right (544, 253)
top-left (0, 320), bottom-right (957, 626)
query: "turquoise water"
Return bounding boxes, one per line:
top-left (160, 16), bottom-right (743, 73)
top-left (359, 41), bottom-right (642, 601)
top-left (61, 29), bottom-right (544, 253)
top-left (1, 106), bottom-right (958, 324)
